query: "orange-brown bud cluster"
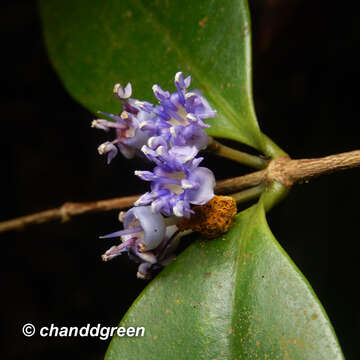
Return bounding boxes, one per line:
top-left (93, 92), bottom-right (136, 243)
top-left (178, 195), bottom-right (237, 239)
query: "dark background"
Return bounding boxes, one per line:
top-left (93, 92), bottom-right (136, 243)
top-left (1, 0), bottom-right (359, 359)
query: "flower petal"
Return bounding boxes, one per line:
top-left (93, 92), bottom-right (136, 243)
top-left (131, 206), bottom-right (165, 251)
top-left (186, 167), bottom-right (216, 205)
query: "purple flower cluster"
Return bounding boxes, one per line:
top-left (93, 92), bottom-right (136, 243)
top-left (136, 72), bottom-right (216, 151)
top-left (101, 206), bottom-right (180, 279)
top-left (135, 72), bottom-right (216, 218)
top-left (96, 72), bottom-right (217, 278)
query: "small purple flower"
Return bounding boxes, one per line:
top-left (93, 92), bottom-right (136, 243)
top-left (137, 72), bottom-right (216, 151)
top-left (92, 84), bottom-right (154, 163)
top-left (113, 82), bottom-right (132, 99)
top-left (129, 224), bottom-right (181, 279)
top-left (141, 139), bottom-right (199, 169)
top-left (101, 206), bottom-right (181, 279)
top-left (135, 156), bottom-right (215, 218)
top-left (101, 206), bottom-right (165, 256)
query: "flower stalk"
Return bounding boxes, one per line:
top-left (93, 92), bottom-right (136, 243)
top-left (231, 184), bottom-right (265, 203)
top-left (207, 137), bottom-right (268, 169)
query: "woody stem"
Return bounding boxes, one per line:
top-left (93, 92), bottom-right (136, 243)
top-left (1, 149), bottom-right (359, 234)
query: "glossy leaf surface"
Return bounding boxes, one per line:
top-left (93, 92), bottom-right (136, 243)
top-left (39, 0), bottom-right (263, 149)
top-left (106, 201), bottom-right (344, 360)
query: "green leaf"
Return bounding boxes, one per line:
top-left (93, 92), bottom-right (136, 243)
top-left (106, 200), bottom-right (344, 360)
top-left (39, 0), bottom-right (262, 149)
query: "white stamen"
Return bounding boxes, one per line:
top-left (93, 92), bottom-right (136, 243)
top-left (184, 153), bottom-right (195, 162)
top-left (175, 72), bottom-right (182, 83)
top-left (102, 254), bottom-right (110, 262)
top-left (163, 171), bottom-right (186, 195)
top-left (156, 146), bottom-right (166, 156)
top-left (187, 113), bottom-right (197, 122)
top-left (185, 92), bottom-right (197, 100)
top-left (182, 181), bottom-right (194, 189)
top-left (141, 145), bottom-right (150, 155)
top-left (173, 205), bottom-right (183, 218)
top-left (113, 83), bottom-right (122, 94)
top-left (170, 126), bottom-right (177, 137)
top-left (148, 136), bottom-right (157, 148)
top-left (152, 85), bottom-right (160, 94)
top-left (133, 100), bottom-right (148, 110)
top-left (97, 143), bottom-right (107, 155)
top-left (151, 202), bottom-right (157, 214)
top-left (121, 111), bottom-right (129, 119)
top-left (113, 83), bottom-right (132, 98)
top-left (118, 211), bottom-right (126, 222)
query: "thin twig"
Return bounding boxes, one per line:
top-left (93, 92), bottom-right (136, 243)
top-left (0, 175), bottom-right (265, 234)
top-left (215, 170), bottom-right (266, 194)
top-left (1, 149), bottom-right (360, 234)
top-left (0, 195), bottom-right (139, 234)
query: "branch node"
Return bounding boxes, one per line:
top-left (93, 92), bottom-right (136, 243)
top-left (266, 157), bottom-right (293, 187)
